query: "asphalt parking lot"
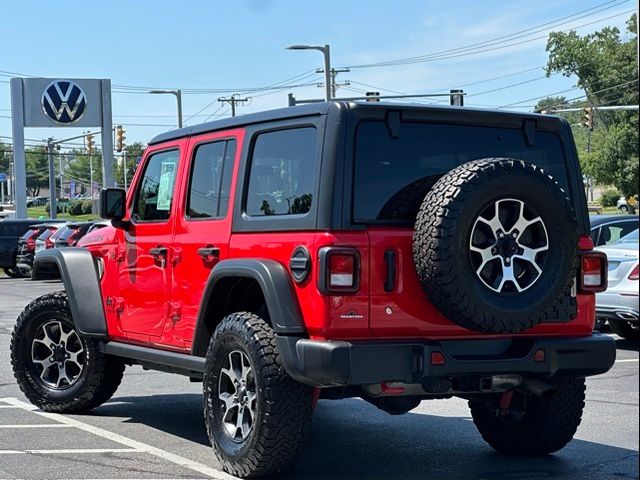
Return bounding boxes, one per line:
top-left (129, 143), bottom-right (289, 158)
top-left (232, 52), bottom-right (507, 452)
top-left (0, 276), bottom-right (638, 480)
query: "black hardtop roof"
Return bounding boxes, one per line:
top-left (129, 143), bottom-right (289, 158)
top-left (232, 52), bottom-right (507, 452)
top-left (148, 101), bottom-right (561, 145)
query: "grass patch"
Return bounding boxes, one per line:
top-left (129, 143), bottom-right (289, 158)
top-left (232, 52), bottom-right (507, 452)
top-left (27, 206), bottom-right (98, 221)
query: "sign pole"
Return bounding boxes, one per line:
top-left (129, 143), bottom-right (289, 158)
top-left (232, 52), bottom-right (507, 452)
top-left (100, 79), bottom-right (115, 188)
top-left (10, 79), bottom-right (27, 218)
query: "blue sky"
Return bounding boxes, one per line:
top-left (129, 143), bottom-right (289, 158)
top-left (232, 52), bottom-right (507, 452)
top-left (1, 0), bottom-right (635, 146)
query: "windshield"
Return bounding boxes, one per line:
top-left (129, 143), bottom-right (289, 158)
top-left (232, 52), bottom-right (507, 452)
top-left (353, 121), bottom-right (570, 224)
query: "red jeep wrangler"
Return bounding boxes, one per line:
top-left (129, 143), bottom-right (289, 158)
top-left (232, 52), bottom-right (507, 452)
top-left (12, 102), bottom-right (615, 478)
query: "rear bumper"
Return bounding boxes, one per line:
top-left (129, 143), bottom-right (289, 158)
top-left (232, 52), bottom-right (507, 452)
top-left (596, 292), bottom-right (639, 323)
top-left (277, 334), bottom-right (616, 387)
top-left (16, 252), bottom-right (34, 269)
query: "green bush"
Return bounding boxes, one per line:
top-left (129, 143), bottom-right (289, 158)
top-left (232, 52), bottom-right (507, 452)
top-left (69, 200), bottom-right (84, 216)
top-left (45, 202), bottom-right (62, 215)
top-left (81, 199), bottom-right (93, 214)
top-left (601, 188), bottom-right (620, 207)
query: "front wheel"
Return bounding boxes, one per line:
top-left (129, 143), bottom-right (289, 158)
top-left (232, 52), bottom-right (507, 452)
top-left (3, 266), bottom-right (30, 278)
top-left (10, 291), bottom-right (125, 413)
top-left (469, 377), bottom-right (585, 455)
top-left (203, 312), bottom-right (313, 478)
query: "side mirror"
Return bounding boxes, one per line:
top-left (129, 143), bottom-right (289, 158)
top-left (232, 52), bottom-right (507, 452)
top-left (99, 188), bottom-right (126, 221)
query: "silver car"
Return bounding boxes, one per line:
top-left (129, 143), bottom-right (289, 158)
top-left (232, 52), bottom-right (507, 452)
top-left (596, 229), bottom-right (639, 340)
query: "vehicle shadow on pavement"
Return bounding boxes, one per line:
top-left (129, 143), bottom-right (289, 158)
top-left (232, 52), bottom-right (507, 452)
top-left (94, 393), bottom-right (210, 446)
top-left (94, 394), bottom-right (638, 480)
top-left (615, 338), bottom-right (639, 352)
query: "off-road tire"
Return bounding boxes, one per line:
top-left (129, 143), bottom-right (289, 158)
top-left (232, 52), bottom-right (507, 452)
top-left (203, 312), bottom-right (313, 478)
top-left (413, 158), bottom-right (578, 333)
top-left (470, 376), bottom-right (585, 455)
top-left (10, 291), bottom-right (125, 413)
top-left (3, 266), bottom-right (29, 278)
top-left (609, 320), bottom-right (639, 341)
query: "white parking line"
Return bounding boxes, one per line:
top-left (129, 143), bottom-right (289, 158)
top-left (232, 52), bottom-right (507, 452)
top-left (0, 424), bottom-right (73, 428)
top-left (615, 358), bottom-right (639, 363)
top-left (0, 448), bottom-right (141, 455)
top-left (0, 397), bottom-right (235, 480)
top-left (0, 405), bottom-right (20, 409)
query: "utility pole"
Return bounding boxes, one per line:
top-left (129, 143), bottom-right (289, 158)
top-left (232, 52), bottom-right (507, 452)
top-left (46, 138), bottom-right (56, 219)
top-left (218, 94), bottom-right (250, 117)
top-left (59, 155), bottom-right (64, 199)
top-left (123, 150), bottom-right (128, 190)
top-left (316, 67), bottom-right (350, 98)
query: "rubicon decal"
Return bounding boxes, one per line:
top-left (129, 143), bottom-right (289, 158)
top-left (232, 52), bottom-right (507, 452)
top-left (41, 80), bottom-right (87, 124)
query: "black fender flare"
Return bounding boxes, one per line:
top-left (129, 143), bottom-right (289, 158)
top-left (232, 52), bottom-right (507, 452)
top-left (192, 259), bottom-right (306, 354)
top-left (32, 248), bottom-right (107, 338)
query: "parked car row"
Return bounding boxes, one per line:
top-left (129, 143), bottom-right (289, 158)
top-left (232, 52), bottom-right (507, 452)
top-left (590, 215), bottom-right (639, 340)
top-left (1, 219), bottom-right (108, 277)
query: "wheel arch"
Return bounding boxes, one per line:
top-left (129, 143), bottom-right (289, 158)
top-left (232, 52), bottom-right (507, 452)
top-left (191, 258), bottom-right (306, 357)
top-left (31, 248), bottom-right (107, 338)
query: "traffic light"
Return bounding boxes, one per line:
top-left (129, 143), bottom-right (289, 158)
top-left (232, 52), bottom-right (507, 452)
top-left (116, 125), bottom-right (126, 153)
top-left (582, 107), bottom-right (595, 130)
top-left (85, 133), bottom-right (95, 155)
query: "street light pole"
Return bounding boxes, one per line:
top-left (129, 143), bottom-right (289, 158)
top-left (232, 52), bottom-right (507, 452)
top-left (286, 44), bottom-right (332, 101)
top-left (149, 89), bottom-right (183, 128)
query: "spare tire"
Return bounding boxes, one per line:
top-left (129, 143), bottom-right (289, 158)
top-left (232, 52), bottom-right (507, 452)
top-left (413, 158), bottom-right (578, 334)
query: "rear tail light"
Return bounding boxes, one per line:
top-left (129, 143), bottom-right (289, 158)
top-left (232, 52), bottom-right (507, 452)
top-left (25, 231), bottom-right (38, 251)
top-left (319, 247), bottom-right (360, 294)
top-left (629, 264), bottom-right (639, 281)
top-left (44, 231), bottom-right (56, 249)
top-left (67, 229), bottom-right (82, 246)
top-left (578, 251), bottom-right (608, 292)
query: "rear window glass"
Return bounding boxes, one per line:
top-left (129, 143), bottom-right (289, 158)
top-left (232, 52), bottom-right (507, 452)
top-left (187, 140), bottom-right (237, 219)
top-left (353, 121), bottom-right (569, 224)
top-left (21, 228), bottom-right (36, 240)
top-left (37, 228), bottom-right (56, 240)
top-left (246, 127), bottom-right (316, 216)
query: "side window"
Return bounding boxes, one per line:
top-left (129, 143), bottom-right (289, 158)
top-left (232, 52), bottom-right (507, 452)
top-left (246, 127), bottom-right (316, 216)
top-left (132, 149), bottom-right (180, 222)
top-left (187, 140), bottom-right (237, 219)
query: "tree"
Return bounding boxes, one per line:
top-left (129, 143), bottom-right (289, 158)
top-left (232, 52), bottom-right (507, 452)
top-left (0, 141), bottom-right (11, 175)
top-left (115, 141), bottom-right (145, 187)
top-left (534, 96), bottom-right (569, 113)
top-left (544, 14), bottom-right (639, 196)
top-left (64, 148), bottom-right (103, 195)
top-left (25, 145), bottom-right (49, 197)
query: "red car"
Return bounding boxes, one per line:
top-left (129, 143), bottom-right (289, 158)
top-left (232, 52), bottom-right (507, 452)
top-left (13, 102), bottom-right (615, 478)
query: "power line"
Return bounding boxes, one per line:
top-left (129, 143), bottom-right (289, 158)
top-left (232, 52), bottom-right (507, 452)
top-left (343, 1), bottom-right (631, 68)
top-left (501, 77), bottom-right (639, 109)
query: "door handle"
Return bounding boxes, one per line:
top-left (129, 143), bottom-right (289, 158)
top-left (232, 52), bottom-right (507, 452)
top-left (197, 246), bottom-right (220, 261)
top-left (149, 246), bottom-right (168, 257)
top-left (149, 246), bottom-right (168, 267)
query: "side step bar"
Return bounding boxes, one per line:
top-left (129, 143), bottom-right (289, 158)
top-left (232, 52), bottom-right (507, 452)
top-left (101, 341), bottom-right (205, 379)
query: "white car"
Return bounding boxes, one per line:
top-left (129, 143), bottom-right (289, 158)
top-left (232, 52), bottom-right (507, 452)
top-left (596, 229), bottom-right (639, 340)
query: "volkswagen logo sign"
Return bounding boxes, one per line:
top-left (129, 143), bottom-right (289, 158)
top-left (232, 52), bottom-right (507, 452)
top-left (41, 80), bottom-right (87, 124)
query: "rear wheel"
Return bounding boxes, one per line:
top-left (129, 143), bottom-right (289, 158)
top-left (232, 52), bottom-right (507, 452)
top-left (10, 291), bottom-right (125, 413)
top-left (203, 312), bottom-right (313, 478)
top-left (469, 377), bottom-right (585, 455)
top-left (609, 320), bottom-right (639, 341)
